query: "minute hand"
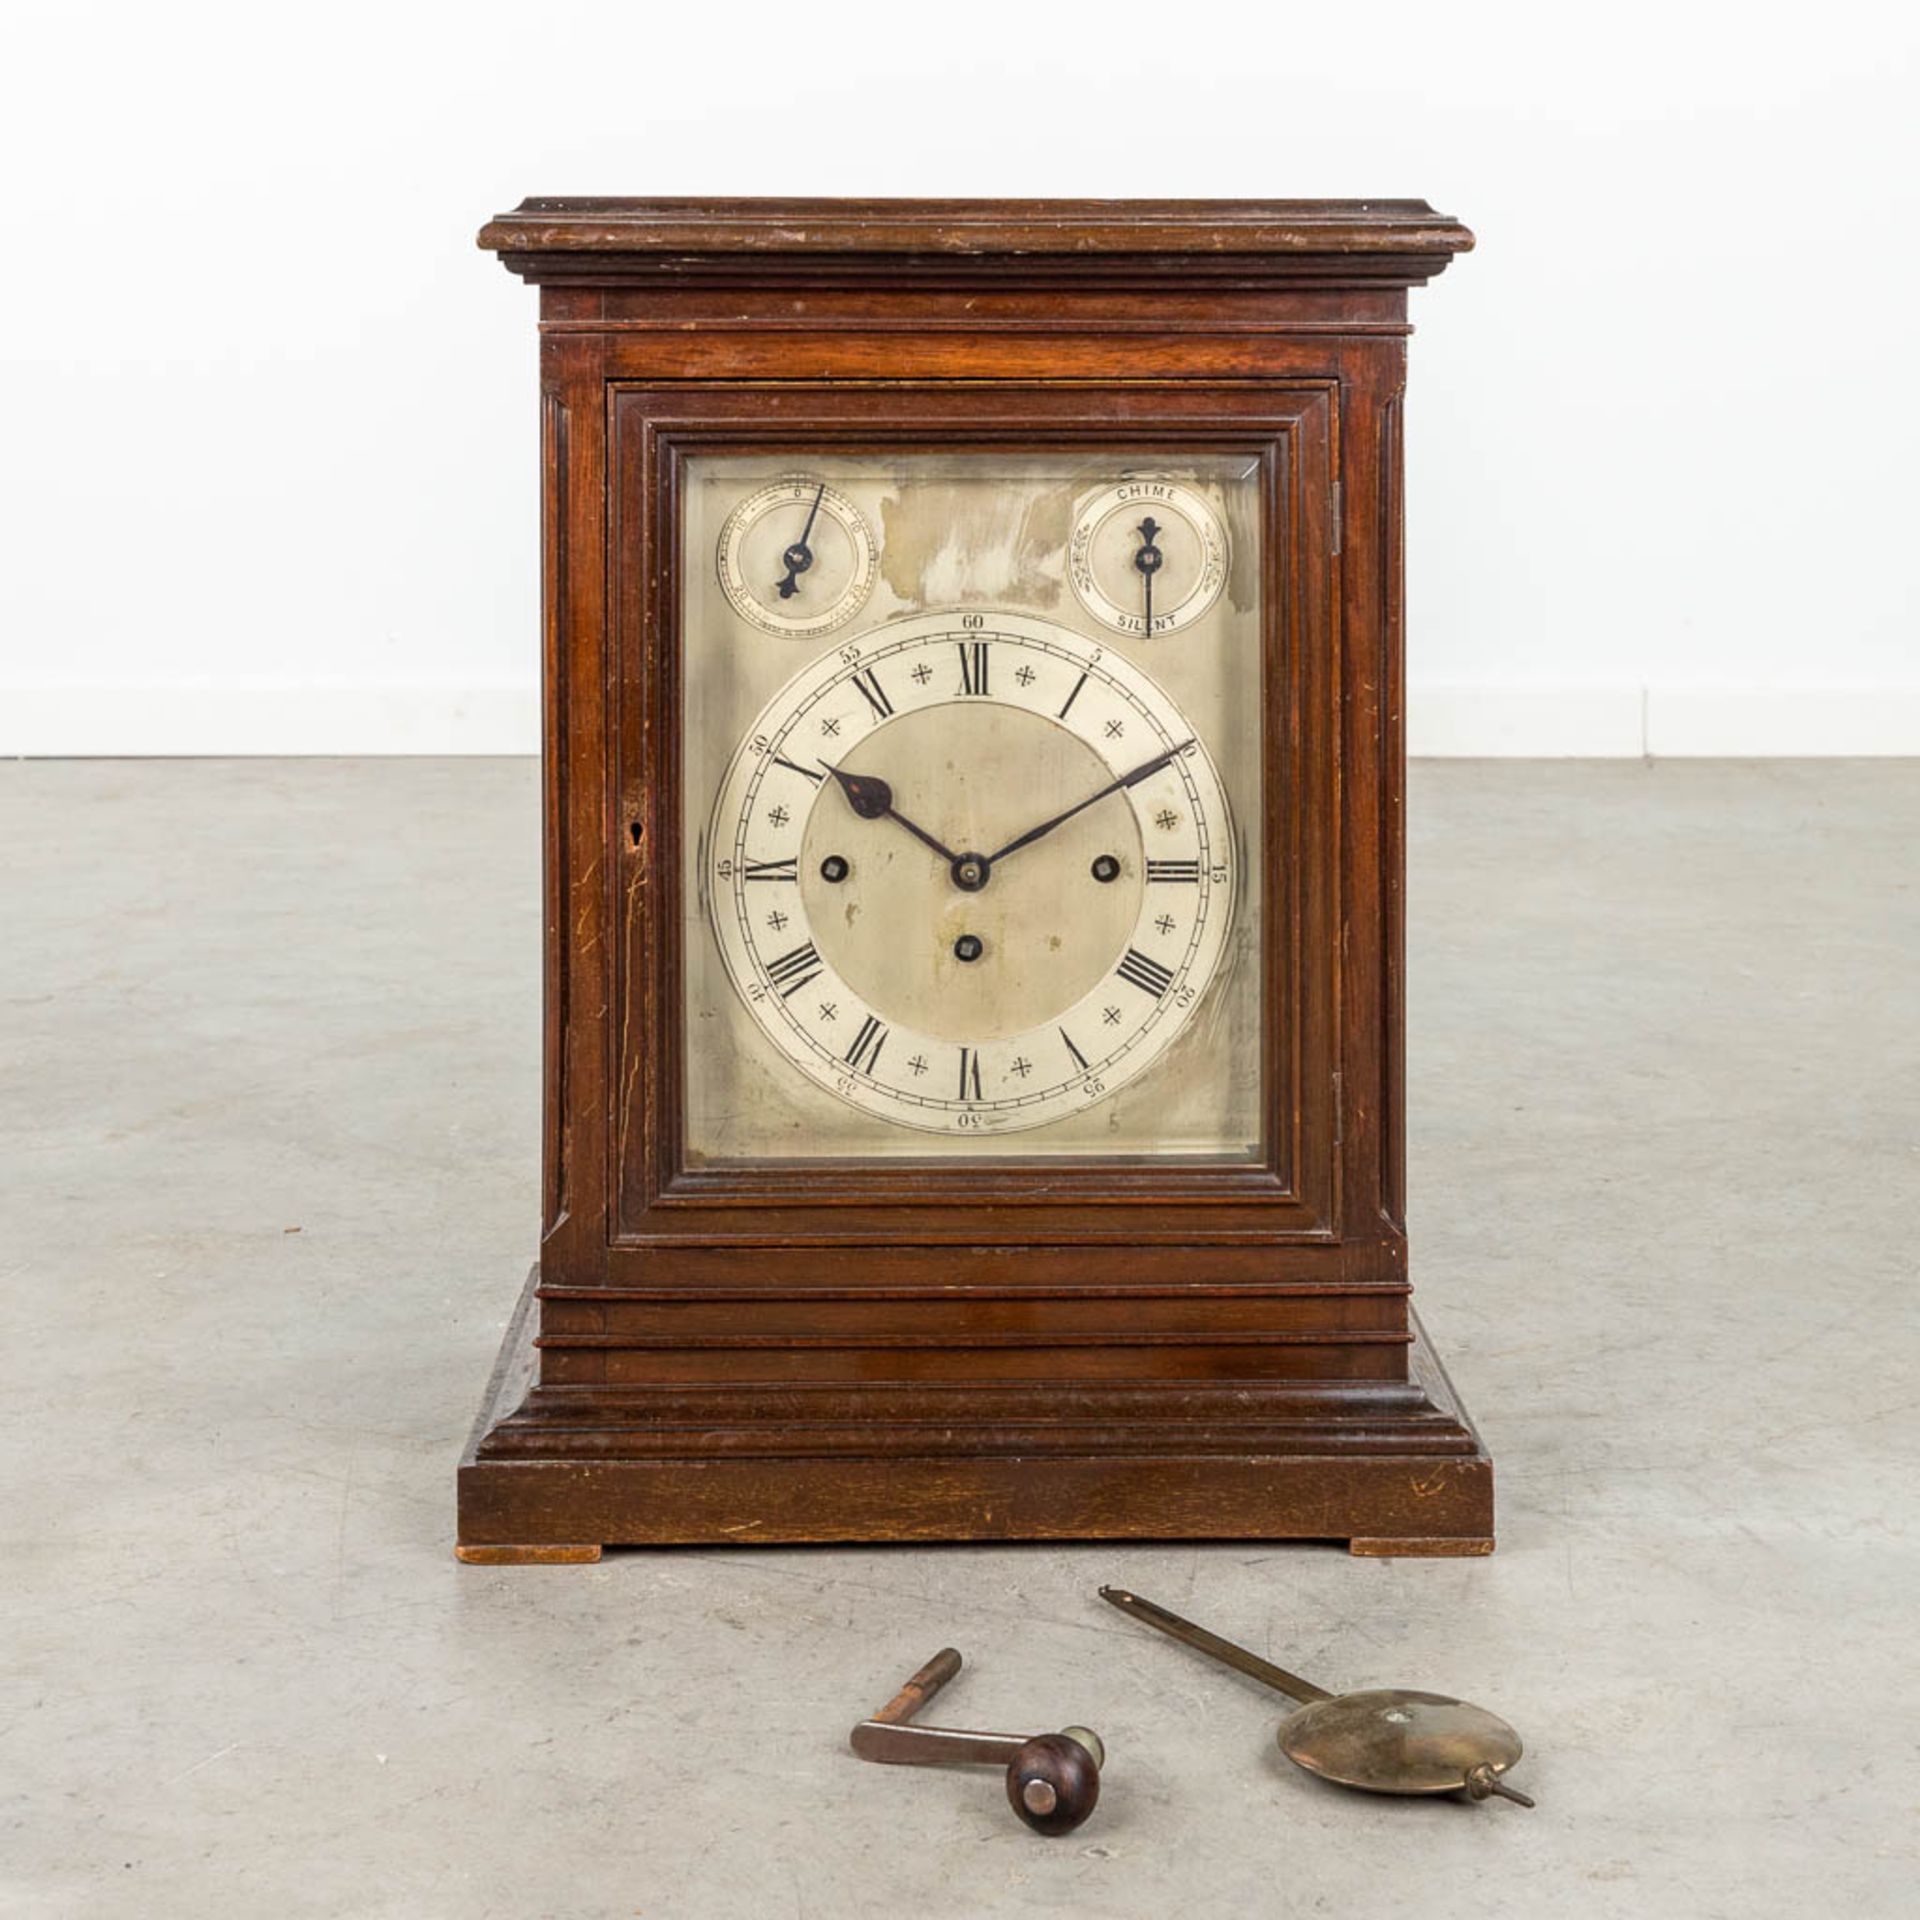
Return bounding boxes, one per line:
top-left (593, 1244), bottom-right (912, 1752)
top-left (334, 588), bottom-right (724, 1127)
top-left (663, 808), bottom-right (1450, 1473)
top-left (984, 740), bottom-right (1195, 867)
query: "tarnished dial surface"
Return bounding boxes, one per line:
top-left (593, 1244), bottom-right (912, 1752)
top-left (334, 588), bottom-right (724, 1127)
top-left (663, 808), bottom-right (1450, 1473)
top-left (706, 611), bottom-right (1235, 1135)
top-left (1277, 1690), bottom-right (1525, 1796)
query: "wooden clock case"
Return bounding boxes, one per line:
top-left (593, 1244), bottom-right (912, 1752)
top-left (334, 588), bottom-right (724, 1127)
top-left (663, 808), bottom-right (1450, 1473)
top-left (457, 199), bottom-right (1492, 1562)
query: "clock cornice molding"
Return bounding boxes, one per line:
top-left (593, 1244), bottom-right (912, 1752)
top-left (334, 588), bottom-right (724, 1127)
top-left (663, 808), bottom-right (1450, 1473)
top-left (478, 197), bottom-right (1475, 290)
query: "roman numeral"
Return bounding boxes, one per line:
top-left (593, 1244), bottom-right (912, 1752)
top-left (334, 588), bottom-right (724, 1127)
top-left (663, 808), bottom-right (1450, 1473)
top-left (1060, 1028), bottom-right (1090, 1072)
top-left (771, 754), bottom-right (824, 784)
top-left (743, 858), bottom-right (798, 883)
top-left (765, 941), bottom-right (823, 998)
top-left (1057, 671), bottom-right (1088, 719)
top-left (957, 1047), bottom-right (983, 1100)
top-left (1145, 859), bottom-right (1201, 883)
top-left (957, 641), bottom-right (990, 696)
top-left (850, 669), bottom-right (893, 720)
top-left (845, 1014), bottom-right (888, 1074)
top-left (1115, 947), bottom-right (1175, 998)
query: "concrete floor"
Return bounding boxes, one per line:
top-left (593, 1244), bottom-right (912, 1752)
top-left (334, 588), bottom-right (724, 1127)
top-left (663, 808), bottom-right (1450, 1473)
top-left (3, 758), bottom-right (1916, 1918)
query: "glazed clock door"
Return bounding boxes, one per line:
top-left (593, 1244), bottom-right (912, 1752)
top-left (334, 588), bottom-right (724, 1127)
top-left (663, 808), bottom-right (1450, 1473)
top-left (609, 383), bottom-right (1338, 1278)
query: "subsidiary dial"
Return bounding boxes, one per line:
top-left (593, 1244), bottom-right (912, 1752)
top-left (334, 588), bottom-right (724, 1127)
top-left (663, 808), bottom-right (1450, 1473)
top-left (717, 475), bottom-right (878, 637)
top-left (1068, 477), bottom-right (1229, 638)
top-left (706, 612), bottom-right (1235, 1136)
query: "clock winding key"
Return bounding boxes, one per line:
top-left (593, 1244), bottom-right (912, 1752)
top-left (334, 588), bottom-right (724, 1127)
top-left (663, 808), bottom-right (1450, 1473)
top-left (849, 1648), bottom-right (1105, 1836)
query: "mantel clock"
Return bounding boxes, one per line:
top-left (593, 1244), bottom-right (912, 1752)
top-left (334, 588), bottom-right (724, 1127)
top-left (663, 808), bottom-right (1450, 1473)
top-left (458, 198), bottom-right (1490, 1560)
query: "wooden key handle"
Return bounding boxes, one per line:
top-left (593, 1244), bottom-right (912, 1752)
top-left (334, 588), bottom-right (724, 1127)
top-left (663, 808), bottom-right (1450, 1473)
top-left (1006, 1730), bottom-right (1103, 1835)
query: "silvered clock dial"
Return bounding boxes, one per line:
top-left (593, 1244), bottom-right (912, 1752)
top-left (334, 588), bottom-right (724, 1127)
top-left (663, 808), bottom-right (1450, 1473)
top-left (1069, 477), bottom-right (1229, 638)
top-left (706, 613), bottom-right (1234, 1135)
top-left (682, 449), bottom-right (1264, 1163)
top-left (717, 474), bottom-right (878, 637)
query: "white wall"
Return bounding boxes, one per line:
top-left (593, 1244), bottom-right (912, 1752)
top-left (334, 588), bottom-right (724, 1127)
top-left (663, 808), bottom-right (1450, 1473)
top-left (2, 1), bottom-right (1915, 757)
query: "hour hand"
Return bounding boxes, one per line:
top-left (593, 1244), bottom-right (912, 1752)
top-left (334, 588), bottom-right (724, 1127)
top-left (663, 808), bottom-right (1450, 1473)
top-left (821, 762), bottom-right (895, 820)
top-left (820, 760), bottom-right (962, 865)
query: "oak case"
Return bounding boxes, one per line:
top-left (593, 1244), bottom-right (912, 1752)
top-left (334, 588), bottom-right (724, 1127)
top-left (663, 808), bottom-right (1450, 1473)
top-left (458, 200), bottom-right (1492, 1559)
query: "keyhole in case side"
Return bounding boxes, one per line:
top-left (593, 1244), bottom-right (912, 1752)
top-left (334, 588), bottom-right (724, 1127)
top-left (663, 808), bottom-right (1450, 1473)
top-left (629, 821), bottom-right (643, 847)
